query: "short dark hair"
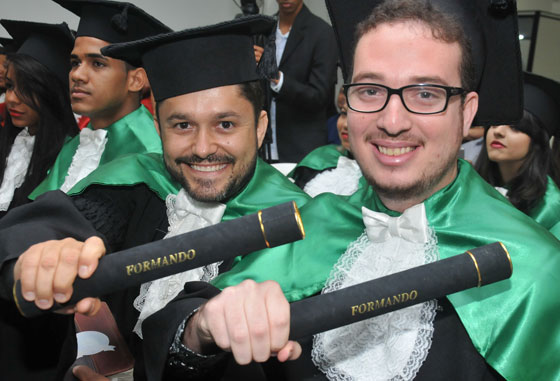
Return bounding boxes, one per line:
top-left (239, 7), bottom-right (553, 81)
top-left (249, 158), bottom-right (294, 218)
top-left (352, 0), bottom-right (476, 93)
top-left (238, 80), bottom-right (264, 124)
top-left (475, 110), bottom-right (552, 214)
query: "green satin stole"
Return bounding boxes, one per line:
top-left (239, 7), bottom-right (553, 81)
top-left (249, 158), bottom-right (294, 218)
top-left (30, 105), bottom-right (161, 199)
top-left (214, 159), bottom-right (560, 380)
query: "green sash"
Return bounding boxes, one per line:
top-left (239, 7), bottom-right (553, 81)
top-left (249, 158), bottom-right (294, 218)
top-left (527, 176), bottom-right (560, 237)
top-left (30, 106), bottom-right (161, 199)
top-left (214, 159), bottom-right (560, 380)
top-left (288, 144), bottom-right (348, 179)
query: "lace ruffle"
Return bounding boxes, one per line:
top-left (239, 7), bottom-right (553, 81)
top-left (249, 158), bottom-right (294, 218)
top-left (312, 205), bottom-right (439, 381)
top-left (304, 156), bottom-right (361, 197)
top-left (0, 128), bottom-right (35, 211)
top-left (61, 128), bottom-right (108, 193)
top-left (133, 190), bottom-right (226, 338)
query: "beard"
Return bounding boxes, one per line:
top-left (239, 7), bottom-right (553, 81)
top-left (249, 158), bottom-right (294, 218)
top-left (358, 121), bottom-right (464, 207)
top-left (165, 152), bottom-right (257, 203)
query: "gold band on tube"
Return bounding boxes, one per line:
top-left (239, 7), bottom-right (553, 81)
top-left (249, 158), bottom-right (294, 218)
top-left (258, 210), bottom-right (271, 248)
top-left (292, 201), bottom-right (305, 239)
top-left (498, 242), bottom-right (513, 273)
top-left (13, 283), bottom-right (26, 317)
top-left (466, 251), bottom-right (482, 288)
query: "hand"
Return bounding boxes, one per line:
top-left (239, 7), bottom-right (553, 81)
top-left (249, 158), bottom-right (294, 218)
top-left (72, 365), bottom-right (109, 381)
top-left (184, 280), bottom-right (301, 365)
top-left (253, 45), bottom-right (264, 63)
top-left (13, 236), bottom-right (105, 315)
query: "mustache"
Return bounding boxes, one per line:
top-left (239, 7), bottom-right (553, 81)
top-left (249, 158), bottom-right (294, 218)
top-left (175, 154), bottom-right (235, 165)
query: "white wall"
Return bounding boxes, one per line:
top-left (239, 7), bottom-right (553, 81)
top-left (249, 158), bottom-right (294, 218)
top-left (0, 0), bottom-right (331, 37)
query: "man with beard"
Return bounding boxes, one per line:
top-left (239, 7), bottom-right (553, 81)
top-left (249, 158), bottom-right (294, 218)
top-left (0, 15), bottom-right (322, 381)
top-left (143, 1), bottom-right (560, 380)
top-left (29, 0), bottom-right (171, 198)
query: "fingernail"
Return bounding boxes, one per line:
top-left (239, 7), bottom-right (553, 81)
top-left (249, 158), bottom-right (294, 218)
top-left (79, 265), bottom-right (89, 277)
top-left (54, 293), bottom-right (66, 302)
top-left (24, 291), bottom-right (35, 301)
top-left (37, 299), bottom-right (51, 309)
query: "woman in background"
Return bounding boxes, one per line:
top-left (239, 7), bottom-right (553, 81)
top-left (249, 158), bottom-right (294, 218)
top-left (476, 72), bottom-right (560, 237)
top-left (0, 20), bottom-right (77, 217)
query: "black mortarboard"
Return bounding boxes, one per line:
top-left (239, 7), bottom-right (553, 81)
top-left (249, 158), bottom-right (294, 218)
top-left (325, 0), bottom-right (523, 126)
top-left (0, 20), bottom-right (74, 85)
top-left (101, 15), bottom-right (276, 102)
top-left (523, 72), bottom-right (560, 137)
top-left (0, 37), bottom-right (17, 54)
top-left (52, 0), bottom-right (171, 43)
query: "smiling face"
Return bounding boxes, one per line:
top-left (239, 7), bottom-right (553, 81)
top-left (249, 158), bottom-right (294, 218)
top-left (157, 84), bottom-right (267, 203)
top-left (486, 125), bottom-right (531, 165)
top-left (69, 36), bottom-right (141, 128)
top-left (4, 65), bottom-right (39, 133)
top-left (348, 21), bottom-right (478, 211)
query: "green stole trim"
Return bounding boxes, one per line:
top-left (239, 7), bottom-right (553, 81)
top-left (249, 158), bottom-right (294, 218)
top-left (288, 145), bottom-right (348, 178)
top-left (30, 105), bottom-right (161, 199)
top-left (527, 176), bottom-right (560, 237)
top-left (67, 153), bottom-right (180, 200)
top-left (214, 159), bottom-right (560, 380)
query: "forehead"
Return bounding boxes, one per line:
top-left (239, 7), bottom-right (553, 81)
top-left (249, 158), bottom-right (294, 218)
top-left (352, 21), bottom-right (462, 86)
top-left (71, 36), bottom-right (110, 55)
top-left (159, 84), bottom-right (251, 116)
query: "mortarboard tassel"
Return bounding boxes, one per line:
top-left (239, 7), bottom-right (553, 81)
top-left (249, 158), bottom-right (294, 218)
top-left (257, 29), bottom-right (279, 81)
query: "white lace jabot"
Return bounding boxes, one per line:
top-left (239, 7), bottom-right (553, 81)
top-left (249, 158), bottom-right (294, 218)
top-left (304, 156), bottom-right (361, 197)
top-left (133, 189), bottom-right (226, 338)
top-left (0, 128), bottom-right (35, 211)
top-left (312, 203), bottom-right (438, 381)
top-left (60, 128), bottom-right (108, 193)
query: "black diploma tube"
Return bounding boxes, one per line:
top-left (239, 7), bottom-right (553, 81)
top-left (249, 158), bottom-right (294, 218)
top-left (14, 201), bottom-right (305, 317)
top-left (289, 242), bottom-right (512, 340)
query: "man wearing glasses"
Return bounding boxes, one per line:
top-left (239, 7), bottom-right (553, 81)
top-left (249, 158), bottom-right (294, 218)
top-left (140, 1), bottom-right (560, 380)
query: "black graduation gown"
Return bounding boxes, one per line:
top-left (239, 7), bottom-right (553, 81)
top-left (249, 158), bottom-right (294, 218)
top-left (0, 185), bottom-right (168, 380)
top-left (145, 282), bottom-right (505, 381)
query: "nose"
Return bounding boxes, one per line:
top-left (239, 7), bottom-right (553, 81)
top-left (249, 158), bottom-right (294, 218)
top-left (489, 125), bottom-right (507, 138)
top-left (376, 93), bottom-right (412, 136)
top-left (192, 127), bottom-right (218, 159)
top-left (5, 87), bottom-right (20, 105)
top-left (70, 63), bottom-right (87, 84)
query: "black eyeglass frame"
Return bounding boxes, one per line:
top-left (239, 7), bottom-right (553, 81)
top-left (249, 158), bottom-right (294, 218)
top-left (342, 83), bottom-right (467, 115)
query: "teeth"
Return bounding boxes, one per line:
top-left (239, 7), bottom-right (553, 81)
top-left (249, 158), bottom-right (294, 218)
top-left (191, 164), bottom-right (227, 172)
top-left (378, 146), bottom-right (414, 156)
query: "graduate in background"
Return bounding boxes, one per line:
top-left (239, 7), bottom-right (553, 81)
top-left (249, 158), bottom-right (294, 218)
top-left (476, 72), bottom-right (560, 237)
top-left (0, 20), bottom-right (78, 216)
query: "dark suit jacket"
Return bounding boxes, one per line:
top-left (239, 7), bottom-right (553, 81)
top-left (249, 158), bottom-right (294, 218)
top-left (273, 5), bottom-right (337, 162)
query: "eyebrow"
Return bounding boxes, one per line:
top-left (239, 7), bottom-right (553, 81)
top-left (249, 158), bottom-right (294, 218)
top-left (352, 72), bottom-right (452, 86)
top-left (70, 53), bottom-right (109, 61)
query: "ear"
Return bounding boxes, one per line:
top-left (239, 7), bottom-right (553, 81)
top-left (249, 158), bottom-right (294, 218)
top-left (256, 110), bottom-right (268, 149)
top-left (127, 67), bottom-right (147, 93)
top-left (462, 91), bottom-right (479, 138)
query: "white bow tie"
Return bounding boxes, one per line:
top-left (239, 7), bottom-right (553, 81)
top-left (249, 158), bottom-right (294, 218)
top-left (170, 189), bottom-right (226, 232)
top-left (362, 203), bottom-right (429, 243)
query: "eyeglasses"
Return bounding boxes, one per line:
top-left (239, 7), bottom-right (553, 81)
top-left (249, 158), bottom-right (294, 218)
top-left (343, 83), bottom-right (466, 115)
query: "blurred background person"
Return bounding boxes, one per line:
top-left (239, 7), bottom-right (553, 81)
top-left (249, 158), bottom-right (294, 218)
top-left (289, 88), bottom-right (362, 197)
top-left (476, 72), bottom-right (560, 237)
top-left (0, 37), bottom-right (17, 126)
top-left (267, 0), bottom-right (337, 163)
top-left (0, 20), bottom-right (77, 217)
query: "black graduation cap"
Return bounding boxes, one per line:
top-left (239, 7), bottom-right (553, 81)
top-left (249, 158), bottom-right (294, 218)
top-left (523, 72), bottom-right (560, 137)
top-left (0, 37), bottom-right (17, 54)
top-left (52, 0), bottom-right (171, 44)
top-left (325, 0), bottom-right (523, 127)
top-left (101, 15), bottom-right (276, 102)
top-left (0, 20), bottom-right (74, 85)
